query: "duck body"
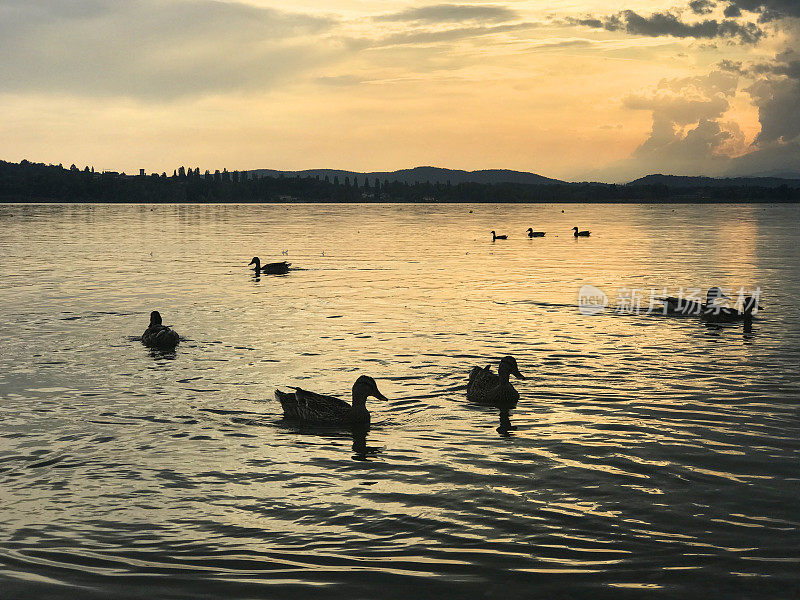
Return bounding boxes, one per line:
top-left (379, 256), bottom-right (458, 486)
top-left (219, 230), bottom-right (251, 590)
top-left (656, 289), bottom-right (760, 321)
top-left (491, 231), bottom-right (507, 241)
top-left (701, 295), bottom-right (760, 323)
top-left (249, 256), bottom-right (291, 275)
top-left (274, 375), bottom-right (387, 426)
top-left (141, 311), bottom-right (179, 350)
top-left (466, 356), bottom-right (525, 406)
top-left (572, 226), bottom-right (590, 237)
top-left (526, 228), bottom-right (545, 238)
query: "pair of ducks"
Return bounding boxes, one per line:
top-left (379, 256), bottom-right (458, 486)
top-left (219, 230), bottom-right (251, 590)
top-left (491, 226), bottom-right (590, 241)
top-left (492, 230), bottom-right (544, 240)
top-left (275, 356), bottom-right (525, 426)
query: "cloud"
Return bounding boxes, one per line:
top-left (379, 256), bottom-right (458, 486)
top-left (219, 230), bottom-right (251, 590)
top-left (568, 9), bottom-right (764, 44)
top-left (689, 0), bottom-right (716, 15)
top-left (375, 3), bottom-right (519, 24)
top-left (0, 0), bottom-right (337, 100)
top-left (363, 22), bottom-right (539, 48)
top-left (592, 70), bottom-right (747, 179)
top-left (724, 0), bottom-right (800, 21)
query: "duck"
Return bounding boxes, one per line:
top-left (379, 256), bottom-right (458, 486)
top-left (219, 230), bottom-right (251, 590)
top-left (274, 375), bottom-right (388, 426)
top-left (249, 256), bottom-right (291, 275)
top-left (701, 295), bottom-right (761, 323)
top-left (526, 228), bottom-right (546, 238)
top-left (656, 287), bottom-right (729, 316)
top-left (572, 226), bottom-right (590, 237)
top-left (491, 231), bottom-right (508, 241)
top-left (466, 356), bottom-right (525, 405)
top-left (141, 311), bottom-right (180, 350)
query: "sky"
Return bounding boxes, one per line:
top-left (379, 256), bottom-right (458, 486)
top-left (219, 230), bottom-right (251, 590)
top-left (0, 0), bottom-right (798, 182)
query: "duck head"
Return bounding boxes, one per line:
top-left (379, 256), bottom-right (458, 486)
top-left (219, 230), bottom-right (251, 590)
top-left (572, 226), bottom-right (579, 231)
top-left (149, 310), bottom-right (162, 326)
top-left (526, 228), bottom-right (533, 233)
top-left (498, 356), bottom-right (525, 380)
top-left (248, 257), bottom-right (261, 269)
top-left (741, 295), bottom-right (759, 315)
top-left (352, 375), bottom-right (388, 403)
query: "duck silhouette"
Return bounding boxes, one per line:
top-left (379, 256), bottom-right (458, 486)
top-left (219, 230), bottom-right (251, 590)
top-left (274, 375), bottom-right (388, 426)
top-left (526, 228), bottom-right (546, 238)
top-left (572, 226), bottom-right (590, 237)
top-left (466, 356), bottom-right (525, 405)
top-left (491, 231), bottom-right (508, 241)
top-left (141, 311), bottom-right (180, 350)
top-left (249, 256), bottom-right (290, 275)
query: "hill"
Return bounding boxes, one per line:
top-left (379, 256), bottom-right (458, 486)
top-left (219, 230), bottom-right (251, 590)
top-left (627, 174), bottom-right (800, 189)
top-left (247, 166), bottom-right (564, 186)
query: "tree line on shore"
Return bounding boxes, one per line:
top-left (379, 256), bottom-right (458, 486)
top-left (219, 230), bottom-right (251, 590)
top-left (1, 159), bottom-right (798, 203)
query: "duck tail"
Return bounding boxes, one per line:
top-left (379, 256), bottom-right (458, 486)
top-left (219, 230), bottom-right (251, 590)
top-left (274, 389), bottom-right (301, 419)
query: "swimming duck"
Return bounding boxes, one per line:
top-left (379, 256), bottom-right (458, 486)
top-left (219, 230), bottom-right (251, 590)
top-left (701, 295), bottom-right (761, 323)
top-left (141, 311), bottom-right (180, 350)
top-left (526, 228), bottom-right (546, 238)
top-left (249, 256), bottom-right (291, 275)
top-left (274, 375), bottom-right (388, 425)
top-left (491, 231), bottom-right (508, 241)
top-left (466, 356), bottom-right (525, 405)
top-left (572, 226), bottom-right (590, 237)
top-left (657, 287), bottom-right (729, 316)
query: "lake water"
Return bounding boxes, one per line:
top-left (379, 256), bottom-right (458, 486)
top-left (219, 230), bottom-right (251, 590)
top-left (1, 202), bottom-right (798, 599)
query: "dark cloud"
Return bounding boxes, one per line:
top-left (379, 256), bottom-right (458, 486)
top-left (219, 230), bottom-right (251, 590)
top-left (724, 4), bottom-right (743, 17)
top-left (689, 0), bottom-right (716, 15)
top-left (744, 53), bottom-right (800, 144)
top-left (724, 1), bottom-right (800, 21)
top-left (569, 9), bottom-right (764, 44)
top-left (0, 0), bottom-right (337, 100)
top-left (375, 4), bottom-right (519, 24)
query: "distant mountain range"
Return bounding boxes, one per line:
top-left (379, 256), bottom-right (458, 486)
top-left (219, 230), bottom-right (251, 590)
top-left (627, 174), bottom-right (800, 188)
top-left (247, 166), bottom-right (564, 185)
top-left (247, 166), bottom-right (800, 188)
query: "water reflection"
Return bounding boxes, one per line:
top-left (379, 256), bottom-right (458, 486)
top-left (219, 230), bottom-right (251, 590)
top-left (351, 424), bottom-right (381, 461)
top-left (497, 407), bottom-right (518, 436)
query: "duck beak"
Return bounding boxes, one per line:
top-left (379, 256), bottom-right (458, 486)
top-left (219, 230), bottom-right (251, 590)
top-left (373, 388), bottom-right (389, 401)
top-left (248, 259), bottom-right (256, 266)
top-left (512, 367), bottom-right (525, 380)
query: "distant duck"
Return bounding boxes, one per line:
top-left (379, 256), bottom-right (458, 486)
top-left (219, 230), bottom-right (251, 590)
top-left (491, 231), bottom-right (507, 241)
top-left (466, 356), bottom-right (525, 405)
top-left (249, 256), bottom-right (290, 275)
top-left (572, 226), bottom-right (590, 237)
top-left (274, 375), bottom-right (388, 426)
top-left (657, 287), bottom-right (729, 316)
top-left (141, 311), bottom-right (180, 350)
top-left (526, 228), bottom-right (546, 238)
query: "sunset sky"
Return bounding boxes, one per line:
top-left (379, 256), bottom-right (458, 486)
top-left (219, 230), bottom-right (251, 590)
top-left (1, 0), bottom-right (798, 181)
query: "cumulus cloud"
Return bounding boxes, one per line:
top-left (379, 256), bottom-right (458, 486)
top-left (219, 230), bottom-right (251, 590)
top-left (374, 3), bottom-right (519, 24)
top-left (0, 0), bottom-right (337, 100)
top-left (724, 48), bottom-right (800, 174)
top-left (624, 71), bottom-right (746, 169)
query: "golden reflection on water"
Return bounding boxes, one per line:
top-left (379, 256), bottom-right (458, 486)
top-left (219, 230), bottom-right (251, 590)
top-left (0, 203), bottom-right (798, 597)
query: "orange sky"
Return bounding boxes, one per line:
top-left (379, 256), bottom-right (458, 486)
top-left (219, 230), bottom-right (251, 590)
top-left (0, 0), bottom-right (797, 181)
